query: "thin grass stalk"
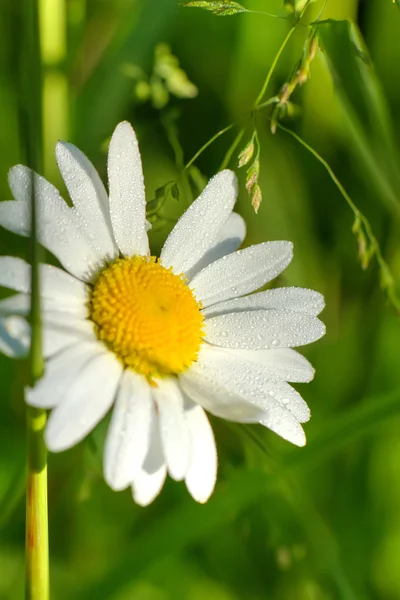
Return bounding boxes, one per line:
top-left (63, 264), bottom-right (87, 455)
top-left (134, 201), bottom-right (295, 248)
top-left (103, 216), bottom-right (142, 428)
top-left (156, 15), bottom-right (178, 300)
top-left (39, 0), bottom-right (69, 178)
top-left (20, 0), bottom-right (49, 598)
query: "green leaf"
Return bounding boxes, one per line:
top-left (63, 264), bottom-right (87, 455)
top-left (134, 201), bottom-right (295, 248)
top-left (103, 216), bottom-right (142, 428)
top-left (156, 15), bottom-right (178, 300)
top-left (287, 390), bottom-right (400, 472)
top-left (277, 122), bottom-right (400, 311)
top-left (170, 181), bottom-right (180, 201)
top-left (0, 458), bottom-right (25, 531)
top-left (75, 1), bottom-right (177, 155)
top-left (75, 469), bottom-right (276, 599)
top-left (180, 1), bottom-right (248, 16)
top-left (315, 19), bottom-right (400, 216)
top-left (147, 181), bottom-right (178, 219)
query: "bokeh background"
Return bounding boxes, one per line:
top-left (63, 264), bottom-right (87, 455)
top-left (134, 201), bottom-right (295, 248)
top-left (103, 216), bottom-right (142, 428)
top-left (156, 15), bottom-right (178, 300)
top-left (1, 0), bottom-right (400, 598)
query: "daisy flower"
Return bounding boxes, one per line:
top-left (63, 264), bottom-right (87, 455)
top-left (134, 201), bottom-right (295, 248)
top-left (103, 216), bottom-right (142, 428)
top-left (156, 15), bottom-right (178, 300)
top-left (0, 122), bottom-right (325, 505)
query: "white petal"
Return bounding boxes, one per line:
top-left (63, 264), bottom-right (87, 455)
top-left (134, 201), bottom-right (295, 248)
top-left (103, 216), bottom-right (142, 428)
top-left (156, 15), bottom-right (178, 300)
top-left (203, 286), bottom-right (325, 319)
top-left (193, 345), bottom-right (310, 423)
top-left (131, 416), bottom-right (167, 506)
top-left (0, 311), bottom-right (87, 360)
top-left (2, 167), bottom-right (102, 281)
top-left (0, 294), bottom-right (30, 315)
top-left (0, 257), bottom-right (30, 292)
top-left (161, 171), bottom-right (238, 275)
top-left (260, 407), bottom-right (306, 447)
top-left (0, 315), bottom-right (30, 357)
top-left (107, 121), bottom-right (149, 256)
top-left (56, 142), bottom-right (118, 261)
top-left (185, 212), bottom-right (246, 281)
top-left (43, 313), bottom-right (96, 342)
top-left (205, 309), bottom-right (326, 349)
top-left (39, 263), bottom-right (89, 303)
top-left (180, 364), bottom-right (264, 423)
top-left (42, 326), bottom-right (85, 359)
top-left (0, 257), bottom-right (88, 304)
top-left (0, 293), bottom-right (87, 318)
top-left (44, 350), bottom-right (122, 452)
top-left (153, 378), bottom-right (191, 481)
top-left (184, 399), bottom-right (217, 503)
top-left (26, 341), bottom-right (106, 408)
top-left (191, 241), bottom-right (293, 308)
top-left (104, 370), bottom-right (154, 491)
top-left (233, 348), bottom-right (315, 383)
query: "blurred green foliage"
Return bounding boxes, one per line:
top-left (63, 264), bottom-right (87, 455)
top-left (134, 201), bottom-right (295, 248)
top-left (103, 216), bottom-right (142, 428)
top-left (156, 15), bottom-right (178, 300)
top-left (1, 0), bottom-right (400, 598)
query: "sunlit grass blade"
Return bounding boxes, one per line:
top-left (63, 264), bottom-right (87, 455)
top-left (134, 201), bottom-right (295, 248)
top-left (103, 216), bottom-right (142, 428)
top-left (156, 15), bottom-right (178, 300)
top-left (39, 0), bottom-right (68, 179)
top-left (75, 1), bottom-right (177, 154)
top-left (0, 458), bottom-right (26, 531)
top-left (277, 122), bottom-right (400, 311)
top-left (315, 19), bottom-right (400, 215)
top-left (236, 387), bottom-right (400, 474)
top-left (75, 469), bottom-right (277, 599)
top-left (288, 389), bottom-right (400, 471)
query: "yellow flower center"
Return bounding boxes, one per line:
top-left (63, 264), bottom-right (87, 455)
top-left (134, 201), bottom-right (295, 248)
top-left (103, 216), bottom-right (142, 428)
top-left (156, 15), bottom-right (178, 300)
top-left (89, 256), bottom-right (204, 380)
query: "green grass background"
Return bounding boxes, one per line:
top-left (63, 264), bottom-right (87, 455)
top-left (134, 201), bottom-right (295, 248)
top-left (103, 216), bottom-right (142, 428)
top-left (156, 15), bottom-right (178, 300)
top-left (1, 0), bottom-right (400, 598)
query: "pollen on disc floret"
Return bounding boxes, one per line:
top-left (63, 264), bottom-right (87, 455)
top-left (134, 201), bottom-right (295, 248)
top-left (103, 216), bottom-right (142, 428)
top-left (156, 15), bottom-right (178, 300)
top-left (89, 256), bottom-right (204, 380)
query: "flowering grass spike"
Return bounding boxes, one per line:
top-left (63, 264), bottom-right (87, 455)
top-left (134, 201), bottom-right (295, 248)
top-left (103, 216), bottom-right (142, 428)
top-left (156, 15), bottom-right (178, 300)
top-left (0, 122), bottom-right (325, 505)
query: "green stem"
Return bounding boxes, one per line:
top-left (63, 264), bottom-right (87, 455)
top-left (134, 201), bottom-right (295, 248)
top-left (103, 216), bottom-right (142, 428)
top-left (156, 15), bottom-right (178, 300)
top-left (255, 96), bottom-right (279, 111)
top-left (26, 408), bottom-right (49, 600)
top-left (161, 113), bottom-right (192, 202)
top-left (26, 165), bottom-right (47, 600)
top-left (20, 0), bottom-right (49, 598)
top-left (181, 7), bottom-right (306, 175)
top-left (246, 10), bottom-right (288, 19)
top-left (219, 128), bottom-right (245, 170)
top-left (254, 26), bottom-right (296, 107)
top-left (184, 123), bottom-right (235, 170)
top-left (253, 5), bottom-right (309, 108)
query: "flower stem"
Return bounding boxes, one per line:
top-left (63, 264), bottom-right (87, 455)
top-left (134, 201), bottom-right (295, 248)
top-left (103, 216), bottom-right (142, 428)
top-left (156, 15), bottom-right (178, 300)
top-left (26, 409), bottom-right (49, 600)
top-left (26, 163), bottom-right (48, 600)
top-left (20, 0), bottom-right (49, 597)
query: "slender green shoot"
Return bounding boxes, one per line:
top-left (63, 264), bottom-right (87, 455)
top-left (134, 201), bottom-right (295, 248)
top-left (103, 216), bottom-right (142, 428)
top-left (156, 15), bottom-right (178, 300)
top-left (219, 128), bottom-right (245, 170)
top-left (253, 3), bottom-right (310, 108)
top-left (277, 122), bottom-right (400, 312)
top-left (184, 123), bottom-right (235, 170)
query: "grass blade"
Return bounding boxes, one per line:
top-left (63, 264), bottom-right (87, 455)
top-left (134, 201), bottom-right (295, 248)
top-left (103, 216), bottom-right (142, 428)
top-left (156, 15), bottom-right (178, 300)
top-left (316, 19), bottom-right (400, 215)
